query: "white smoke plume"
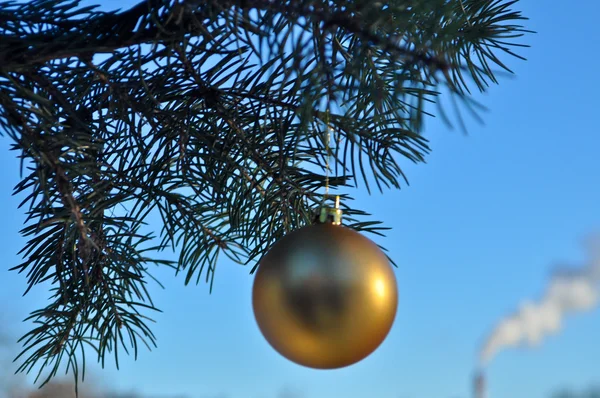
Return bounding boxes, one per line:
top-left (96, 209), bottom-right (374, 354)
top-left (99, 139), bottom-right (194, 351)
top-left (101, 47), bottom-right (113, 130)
top-left (479, 235), bottom-right (600, 365)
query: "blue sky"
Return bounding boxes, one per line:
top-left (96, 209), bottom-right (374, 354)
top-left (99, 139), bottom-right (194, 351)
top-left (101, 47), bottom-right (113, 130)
top-left (1, 1), bottom-right (599, 398)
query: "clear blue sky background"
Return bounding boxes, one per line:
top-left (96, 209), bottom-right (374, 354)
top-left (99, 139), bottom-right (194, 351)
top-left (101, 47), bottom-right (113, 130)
top-left (1, 1), bottom-right (599, 398)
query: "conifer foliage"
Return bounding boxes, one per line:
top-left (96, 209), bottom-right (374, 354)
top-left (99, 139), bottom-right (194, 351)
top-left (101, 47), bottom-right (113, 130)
top-left (0, 0), bottom-right (530, 389)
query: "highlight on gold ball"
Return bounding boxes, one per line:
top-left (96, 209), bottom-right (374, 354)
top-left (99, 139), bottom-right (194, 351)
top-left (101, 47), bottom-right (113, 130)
top-left (251, 196), bottom-right (398, 369)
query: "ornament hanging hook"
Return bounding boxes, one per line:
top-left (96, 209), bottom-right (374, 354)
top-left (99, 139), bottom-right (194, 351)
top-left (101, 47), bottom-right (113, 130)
top-left (319, 195), bottom-right (342, 225)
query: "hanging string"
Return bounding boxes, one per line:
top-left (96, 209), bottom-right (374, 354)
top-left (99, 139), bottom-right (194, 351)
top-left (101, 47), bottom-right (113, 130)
top-left (319, 103), bottom-right (342, 225)
top-left (324, 107), bottom-right (332, 198)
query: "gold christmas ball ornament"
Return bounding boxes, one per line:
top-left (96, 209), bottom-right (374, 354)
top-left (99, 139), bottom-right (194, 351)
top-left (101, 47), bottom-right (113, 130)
top-left (252, 198), bottom-right (398, 369)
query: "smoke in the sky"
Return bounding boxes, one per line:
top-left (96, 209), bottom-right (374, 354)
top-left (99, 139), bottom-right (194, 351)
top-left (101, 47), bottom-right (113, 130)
top-left (479, 236), bottom-right (600, 365)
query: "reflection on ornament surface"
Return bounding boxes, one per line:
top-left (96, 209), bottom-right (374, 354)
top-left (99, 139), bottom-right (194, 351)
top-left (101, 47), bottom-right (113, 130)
top-left (252, 222), bottom-right (398, 369)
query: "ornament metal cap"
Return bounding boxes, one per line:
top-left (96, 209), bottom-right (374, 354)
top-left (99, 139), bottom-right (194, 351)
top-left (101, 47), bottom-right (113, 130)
top-left (318, 195), bottom-right (342, 225)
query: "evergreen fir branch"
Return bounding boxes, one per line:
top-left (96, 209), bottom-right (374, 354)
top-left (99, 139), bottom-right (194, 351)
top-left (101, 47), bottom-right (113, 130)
top-left (0, 0), bottom-right (531, 391)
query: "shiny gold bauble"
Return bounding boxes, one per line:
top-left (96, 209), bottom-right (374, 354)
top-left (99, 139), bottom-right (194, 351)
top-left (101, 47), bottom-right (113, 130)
top-left (252, 222), bottom-right (398, 369)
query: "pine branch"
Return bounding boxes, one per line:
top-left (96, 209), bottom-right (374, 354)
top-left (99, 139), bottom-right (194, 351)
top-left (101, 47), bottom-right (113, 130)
top-left (1, 0), bottom-right (187, 70)
top-left (0, 0), bottom-right (532, 392)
